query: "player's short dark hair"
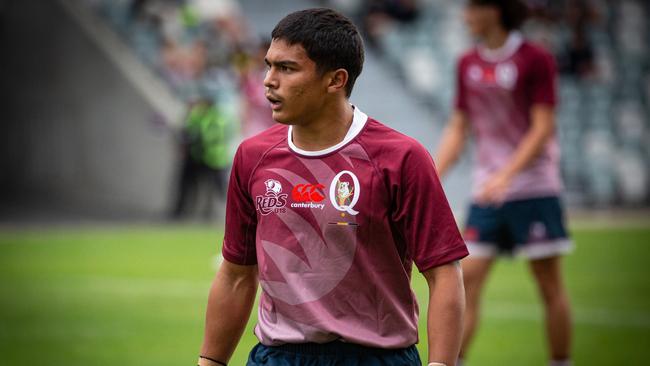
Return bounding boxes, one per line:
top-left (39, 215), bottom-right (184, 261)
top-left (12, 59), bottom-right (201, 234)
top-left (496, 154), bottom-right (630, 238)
top-left (469, 0), bottom-right (529, 31)
top-left (271, 8), bottom-right (365, 97)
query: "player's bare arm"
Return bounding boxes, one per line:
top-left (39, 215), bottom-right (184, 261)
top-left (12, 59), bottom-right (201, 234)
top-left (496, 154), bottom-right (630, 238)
top-left (424, 261), bottom-right (465, 366)
top-left (478, 104), bottom-right (555, 204)
top-left (434, 110), bottom-right (470, 178)
top-left (199, 260), bottom-right (258, 365)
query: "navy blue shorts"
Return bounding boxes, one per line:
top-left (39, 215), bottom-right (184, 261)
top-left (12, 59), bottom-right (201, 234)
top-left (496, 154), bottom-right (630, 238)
top-left (464, 196), bottom-right (573, 259)
top-left (246, 342), bottom-right (421, 366)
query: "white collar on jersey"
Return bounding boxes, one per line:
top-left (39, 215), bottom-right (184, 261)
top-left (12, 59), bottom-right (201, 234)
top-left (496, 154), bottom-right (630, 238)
top-left (478, 31), bottom-right (524, 63)
top-left (287, 105), bottom-right (368, 157)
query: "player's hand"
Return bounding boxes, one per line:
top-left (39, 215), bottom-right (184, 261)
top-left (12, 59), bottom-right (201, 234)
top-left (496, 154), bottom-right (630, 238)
top-left (477, 170), bottom-right (512, 205)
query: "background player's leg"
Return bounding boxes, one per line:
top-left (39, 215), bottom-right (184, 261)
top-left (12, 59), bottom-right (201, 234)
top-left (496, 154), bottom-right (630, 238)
top-left (459, 257), bottom-right (494, 359)
top-left (528, 256), bottom-right (572, 363)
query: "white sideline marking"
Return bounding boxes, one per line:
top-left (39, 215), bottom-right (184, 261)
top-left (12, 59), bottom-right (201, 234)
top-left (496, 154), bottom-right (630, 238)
top-left (58, 0), bottom-right (185, 126)
top-left (28, 276), bottom-right (649, 329)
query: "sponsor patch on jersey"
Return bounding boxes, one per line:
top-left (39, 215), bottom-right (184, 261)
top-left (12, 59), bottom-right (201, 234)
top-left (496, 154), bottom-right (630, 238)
top-left (256, 179), bottom-right (288, 215)
top-left (468, 64), bottom-right (483, 82)
top-left (330, 170), bottom-right (360, 216)
top-left (290, 183), bottom-right (326, 210)
top-left (466, 62), bottom-right (518, 90)
top-left (495, 61), bottom-right (518, 90)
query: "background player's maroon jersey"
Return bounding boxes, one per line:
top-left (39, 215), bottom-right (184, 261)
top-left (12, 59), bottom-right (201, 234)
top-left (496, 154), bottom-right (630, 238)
top-left (455, 32), bottom-right (563, 201)
top-left (222, 107), bottom-right (468, 348)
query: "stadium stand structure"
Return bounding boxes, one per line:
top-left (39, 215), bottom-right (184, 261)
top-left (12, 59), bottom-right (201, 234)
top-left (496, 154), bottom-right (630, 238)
top-left (0, 0), bottom-right (180, 221)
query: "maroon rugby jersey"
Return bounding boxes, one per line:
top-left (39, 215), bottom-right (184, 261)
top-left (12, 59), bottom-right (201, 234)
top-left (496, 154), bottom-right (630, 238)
top-left (222, 107), bottom-right (468, 348)
top-left (455, 32), bottom-right (563, 201)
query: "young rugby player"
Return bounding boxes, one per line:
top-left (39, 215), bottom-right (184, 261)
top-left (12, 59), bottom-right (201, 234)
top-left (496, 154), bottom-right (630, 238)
top-left (435, 1), bottom-right (573, 365)
top-left (199, 8), bottom-right (468, 366)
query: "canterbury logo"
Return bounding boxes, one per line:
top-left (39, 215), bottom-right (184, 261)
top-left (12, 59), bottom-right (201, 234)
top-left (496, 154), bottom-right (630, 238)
top-left (292, 184), bottom-right (326, 202)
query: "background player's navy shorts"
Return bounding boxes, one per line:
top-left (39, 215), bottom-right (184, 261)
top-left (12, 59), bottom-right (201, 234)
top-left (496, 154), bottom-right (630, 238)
top-left (464, 196), bottom-right (573, 259)
top-left (246, 341), bottom-right (421, 366)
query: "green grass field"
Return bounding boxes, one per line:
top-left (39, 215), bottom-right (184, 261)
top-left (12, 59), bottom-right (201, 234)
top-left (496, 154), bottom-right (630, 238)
top-left (0, 224), bottom-right (649, 365)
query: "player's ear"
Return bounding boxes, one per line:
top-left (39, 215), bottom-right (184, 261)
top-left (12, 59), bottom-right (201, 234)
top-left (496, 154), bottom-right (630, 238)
top-left (326, 68), bottom-right (349, 94)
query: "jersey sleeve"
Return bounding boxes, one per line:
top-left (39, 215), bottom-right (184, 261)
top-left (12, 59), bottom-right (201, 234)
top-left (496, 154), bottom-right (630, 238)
top-left (391, 144), bottom-right (468, 272)
top-left (530, 50), bottom-right (557, 106)
top-left (221, 145), bottom-right (258, 265)
top-left (454, 58), bottom-right (468, 112)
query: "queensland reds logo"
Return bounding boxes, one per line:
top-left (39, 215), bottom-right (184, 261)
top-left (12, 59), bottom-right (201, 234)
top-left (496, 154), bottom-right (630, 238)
top-left (468, 64), bottom-right (483, 82)
top-left (255, 179), bottom-right (288, 215)
top-left (329, 170), bottom-right (360, 215)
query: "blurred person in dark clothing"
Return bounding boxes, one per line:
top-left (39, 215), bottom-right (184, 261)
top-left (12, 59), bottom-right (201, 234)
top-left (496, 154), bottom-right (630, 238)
top-left (358, 0), bottom-right (420, 50)
top-left (559, 0), bottom-right (598, 79)
top-left (171, 98), bottom-right (234, 220)
top-left (563, 27), bottom-right (595, 78)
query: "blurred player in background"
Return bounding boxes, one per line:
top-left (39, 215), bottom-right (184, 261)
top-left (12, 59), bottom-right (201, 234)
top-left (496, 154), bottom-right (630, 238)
top-left (434, 1), bottom-right (573, 365)
top-left (199, 8), bottom-right (468, 366)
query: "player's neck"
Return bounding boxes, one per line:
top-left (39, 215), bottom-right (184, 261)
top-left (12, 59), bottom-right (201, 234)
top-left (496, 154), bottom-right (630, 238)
top-left (291, 100), bottom-right (354, 152)
top-left (482, 26), bottom-right (509, 50)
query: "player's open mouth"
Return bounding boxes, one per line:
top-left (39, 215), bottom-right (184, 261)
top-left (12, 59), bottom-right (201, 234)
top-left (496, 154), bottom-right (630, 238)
top-left (266, 94), bottom-right (283, 111)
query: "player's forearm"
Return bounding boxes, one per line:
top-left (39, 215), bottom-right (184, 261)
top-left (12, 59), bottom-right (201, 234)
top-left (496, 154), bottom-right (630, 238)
top-left (499, 105), bottom-right (555, 179)
top-left (425, 262), bottom-right (465, 366)
top-left (435, 112), bottom-right (468, 178)
top-left (200, 262), bottom-right (258, 363)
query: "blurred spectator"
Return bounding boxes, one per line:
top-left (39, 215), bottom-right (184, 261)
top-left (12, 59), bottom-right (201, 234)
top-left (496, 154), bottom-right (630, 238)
top-left (524, 0), bottom-right (599, 80)
top-left (559, 0), bottom-right (599, 79)
top-left (237, 40), bottom-right (276, 138)
top-left (368, 0), bottom-right (419, 50)
top-left (522, 1), bottom-right (562, 52)
top-left (562, 26), bottom-right (595, 78)
top-left (161, 39), bottom-right (207, 92)
top-left (330, 0), bottom-right (421, 50)
top-left (171, 98), bottom-right (234, 220)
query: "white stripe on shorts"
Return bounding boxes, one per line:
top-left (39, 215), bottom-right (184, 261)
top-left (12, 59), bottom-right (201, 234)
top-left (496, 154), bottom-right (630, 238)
top-left (514, 239), bottom-right (574, 260)
top-left (465, 241), bottom-right (499, 258)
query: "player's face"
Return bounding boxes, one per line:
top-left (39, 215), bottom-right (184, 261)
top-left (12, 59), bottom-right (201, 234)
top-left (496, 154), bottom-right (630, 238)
top-left (464, 5), bottom-right (499, 38)
top-left (263, 39), bottom-right (330, 126)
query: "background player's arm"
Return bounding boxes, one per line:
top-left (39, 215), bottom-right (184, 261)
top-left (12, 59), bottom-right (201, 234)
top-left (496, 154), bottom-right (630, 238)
top-left (434, 110), bottom-right (470, 178)
top-left (423, 261), bottom-right (465, 366)
top-left (478, 104), bottom-right (555, 203)
top-left (199, 259), bottom-right (258, 365)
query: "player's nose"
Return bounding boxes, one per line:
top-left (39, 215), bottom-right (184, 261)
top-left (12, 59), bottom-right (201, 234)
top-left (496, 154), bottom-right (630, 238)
top-left (263, 68), bottom-right (278, 89)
